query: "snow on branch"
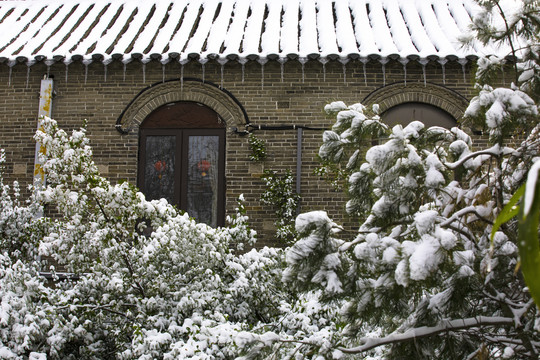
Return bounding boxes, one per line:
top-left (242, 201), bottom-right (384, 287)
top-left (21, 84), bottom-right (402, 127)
top-left (445, 144), bottom-right (515, 170)
top-left (339, 316), bottom-right (515, 354)
top-left (440, 205), bottom-right (494, 227)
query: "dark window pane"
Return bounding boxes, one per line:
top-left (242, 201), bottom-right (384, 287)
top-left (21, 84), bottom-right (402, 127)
top-left (186, 135), bottom-right (219, 226)
top-left (381, 102), bottom-right (457, 129)
top-left (144, 136), bottom-right (176, 204)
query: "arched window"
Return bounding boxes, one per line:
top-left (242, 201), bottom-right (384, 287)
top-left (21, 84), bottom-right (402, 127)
top-left (138, 101), bottom-right (226, 227)
top-left (381, 102), bottom-right (457, 129)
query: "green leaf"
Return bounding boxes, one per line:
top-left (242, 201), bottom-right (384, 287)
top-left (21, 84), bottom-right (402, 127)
top-left (490, 184), bottom-right (525, 243)
top-left (517, 177), bottom-right (540, 308)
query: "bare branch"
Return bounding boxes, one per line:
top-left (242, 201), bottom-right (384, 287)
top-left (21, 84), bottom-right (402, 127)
top-left (445, 146), bottom-right (516, 170)
top-left (441, 207), bottom-right (494, 230)
top-left (57, 303), bottom-right (135, 321)
top-left (91, 193), bottom-right (111, 223)
top-left (494, 0), bottom-right (520, 82)
top-left (121, 253), bottom-right (146, 298)
top-left (339, 316), bottom-right (515, 354)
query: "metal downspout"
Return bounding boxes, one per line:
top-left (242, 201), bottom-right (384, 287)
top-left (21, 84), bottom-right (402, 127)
top-left (296, 127), bottom-right (303, 214)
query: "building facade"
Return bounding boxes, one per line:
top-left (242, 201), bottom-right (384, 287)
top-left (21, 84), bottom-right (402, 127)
top-left (0, 0), bottom-right (508, 244)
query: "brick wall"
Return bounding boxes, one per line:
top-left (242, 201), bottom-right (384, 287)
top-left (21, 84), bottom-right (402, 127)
top-left (0, 57), bottom-right (479, 246)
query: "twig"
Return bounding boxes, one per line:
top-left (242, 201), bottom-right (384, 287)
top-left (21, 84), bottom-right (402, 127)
top-left (122, 253), bottom-right (146, 298)
top-left (494, 0), bottom-right (520, 83)
top-left (57, 303), bottom-right (135, 321)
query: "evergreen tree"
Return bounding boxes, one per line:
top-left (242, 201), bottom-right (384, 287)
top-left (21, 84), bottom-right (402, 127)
top-left (242, 0), bottom-right (540, 358)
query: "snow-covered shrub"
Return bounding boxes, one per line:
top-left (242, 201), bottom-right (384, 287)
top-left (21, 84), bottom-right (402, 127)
top-left (0, 150), bottom-right (42, 261)
top-left (261, 169), bottom-right (300, 244)
top-left (0, 254), bottom-right (55, 359)
top-left (0, 116), bottom-right (292, 358)
top-left (248, 133), bottom-right (267, 162)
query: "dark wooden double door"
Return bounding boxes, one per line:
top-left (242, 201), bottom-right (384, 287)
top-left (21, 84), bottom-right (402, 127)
top-left (138, 102), bottom-right (225, 227)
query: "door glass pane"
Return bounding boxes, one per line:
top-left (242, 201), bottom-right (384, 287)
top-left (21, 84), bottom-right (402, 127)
top-left (187, 135), bottom-right (219, 227)
top-left (144, 136), bottom-right (175, 204)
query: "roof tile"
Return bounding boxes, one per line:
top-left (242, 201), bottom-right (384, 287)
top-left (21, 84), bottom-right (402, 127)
top-left (0, 0), bottom-right (506, 65)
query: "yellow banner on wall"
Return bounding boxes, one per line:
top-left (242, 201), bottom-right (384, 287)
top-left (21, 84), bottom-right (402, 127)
top-left (34, 78), bottom-right (53, 186)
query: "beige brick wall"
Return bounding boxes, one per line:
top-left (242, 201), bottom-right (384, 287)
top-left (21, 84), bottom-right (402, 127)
top-left (0, 57), bottom-right (479, 246)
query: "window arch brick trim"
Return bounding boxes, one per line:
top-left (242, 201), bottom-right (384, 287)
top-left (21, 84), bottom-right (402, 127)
top-left (116, 78), bottom-right (248, 133)
top-left (362, 82), bottom-right (469, 120)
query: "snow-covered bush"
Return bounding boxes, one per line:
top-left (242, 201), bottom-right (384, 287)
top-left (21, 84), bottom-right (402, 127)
top-left (261, 169), bottom-right (300, 244)
top-left (0, 150), bottom-right (42, 261)
top-left (0, 117), bottom-right (291, 359)
top-left (0, 254), bottom-right (56, 359)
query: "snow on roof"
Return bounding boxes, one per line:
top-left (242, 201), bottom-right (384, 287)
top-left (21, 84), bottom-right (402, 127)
top-left (0, 0), bottom-right (508, 68)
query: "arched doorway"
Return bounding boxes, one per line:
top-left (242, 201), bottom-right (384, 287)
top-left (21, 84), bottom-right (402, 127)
top-left (381, 102), bottom-right (457, 129)
top-left (138, 101), bottom-right (226, 227)
top-left (362, 82), bottom-right (469, 127)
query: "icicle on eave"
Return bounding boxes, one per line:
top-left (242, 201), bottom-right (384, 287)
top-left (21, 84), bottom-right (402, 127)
top-left (181, 64), bottom-right (184, 91)
top-left (257, 58), bottom-right (268, 90)
top-left (419, 58), bottom-right (429, 87)
top-left (26, 65), bottom-right (31, 88)
top-left (122, 57), bottom-right (133, 82)
top-left (142, 63), bottom-right (146, 84)
top-left (438, 58), bottom-right (448, 85)
top-left (217, 58), bottom-right (228, 89)
top-left (339, 57), bottom-right (350, 85)
top-left (160, 58), bottom-right (170, 83)
top-left (399, 58), bottom-right (409, 86)
top-left (162, 63), bottom-right (165, 83)
top-left (63, 58), bottom-right (72, 83)
top-left (141, 57), bottom-right (152, 84)
top-left (379, 57), bottom-right (389, 87)
top-left (45, 59), bottom-right (55, 79)
top-left (121, 57), bottom-right (131, 82)
top-left (199, 58), bottom-right (209, 83)
top-left (458, 58), bottom-right (468, 83)
top-left (299, 57), bottom-right (308, 84)
top-left (319, 57), bottom-right (328, 82)
top-left (359, 57), bottom-right (369, 86)
top-left (221, 63), bottom-right (224, 88)
top-left (82, 59), bottom-right (93, 85)
top-left (278, 57), bottom-right (287, 83)
top-left (103, 58), bottom-right (113, 82)
top-left (161, 59), bottom-right (168, 83)
top-left (26, 60), bottom-right (36, 89)
top-left (8, 60), bottom-right (16, 86)
top-left (239, 58), bottom-right (248, 83)
top-left (179, 58), bottom-right (189, 92)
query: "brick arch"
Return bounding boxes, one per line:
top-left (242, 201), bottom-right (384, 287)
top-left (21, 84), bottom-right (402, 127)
top-left (116, 79), bottom-right (248, 133)
top-left (362, 82), bottom-right (469, 120)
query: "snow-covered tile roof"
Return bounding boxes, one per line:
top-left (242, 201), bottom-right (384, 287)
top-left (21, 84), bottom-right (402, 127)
top-left (0, 0), bottom-right (507, 67)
